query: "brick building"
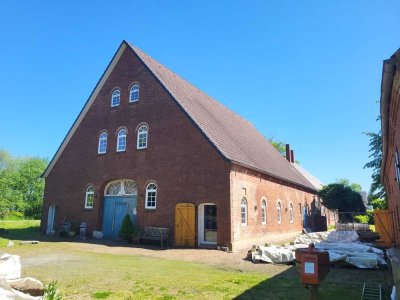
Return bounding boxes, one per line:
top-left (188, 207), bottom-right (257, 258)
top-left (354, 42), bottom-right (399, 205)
top-left (41, 41), bottom-right (320, 251)
top-left (380, 48), bottom-right (400, 247)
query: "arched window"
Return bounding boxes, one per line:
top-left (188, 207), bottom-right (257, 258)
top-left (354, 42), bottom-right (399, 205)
top-left (137, 125), bottom-right (148, 149)
top-left (98, 132), bottom-right (107, 154)
top-left (117, 128), bottom-right (127, 152)
top-left (241, 198), bottom-right (247, 226)
top-left (85, 185), bottom-right (94, 209)
top-left (145, 183), bottom-right (157, 209)
top-left (289, 203), bottom-right (294, 223)
top-left (261, 199), bottom-right (267, 225)
top-left (130, 85), bottom-right (140, 103)
top-left (277, 202), bottom-right (282, 224)
top-left (111, 89), bottom-right (120, 107)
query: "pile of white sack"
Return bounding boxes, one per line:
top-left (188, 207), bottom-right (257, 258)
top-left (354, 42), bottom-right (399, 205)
top-left (0, 252), bottom-right (44, 299)
top-left (251, 231), bottom-right (387, 269)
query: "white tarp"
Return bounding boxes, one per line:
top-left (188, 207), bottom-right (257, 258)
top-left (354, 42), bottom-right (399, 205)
top-left (0, 279), bottom-right (42, 300)
top-left (0, 253), bottom-right (21, 280)
top-left (252, 230), bottom-right (386, 268)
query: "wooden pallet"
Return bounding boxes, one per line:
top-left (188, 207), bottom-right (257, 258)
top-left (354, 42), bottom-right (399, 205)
top-left (361, 283), bottom-right (381, 300)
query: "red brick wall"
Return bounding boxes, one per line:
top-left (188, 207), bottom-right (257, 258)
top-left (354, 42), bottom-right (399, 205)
top-left (229, 165), bottom-right (317, 250)
top-left (383, 68), bottom-right (400, 246)
top-left (41, 47), bottom-right (232, 246)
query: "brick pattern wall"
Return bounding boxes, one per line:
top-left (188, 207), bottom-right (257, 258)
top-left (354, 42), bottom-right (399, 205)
top-left (41, 47), bottom-right (231, 246)
top-left (383, 66), bottom-right (400, 247)
top-left (229, 165), bottom-right (317, 251)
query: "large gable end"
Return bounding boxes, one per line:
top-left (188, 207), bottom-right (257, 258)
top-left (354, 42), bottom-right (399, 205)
top-left (42, 42), bottom-right (128, 178)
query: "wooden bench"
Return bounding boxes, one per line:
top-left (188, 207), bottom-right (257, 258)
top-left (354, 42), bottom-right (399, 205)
top-left (138, 227), bottom-right (169, 248)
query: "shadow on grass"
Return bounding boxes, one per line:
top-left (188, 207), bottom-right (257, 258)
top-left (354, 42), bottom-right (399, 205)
top-left (233, 264), bottom-right (392, 300)
top-left (0, 225), bottom-right (185, 251)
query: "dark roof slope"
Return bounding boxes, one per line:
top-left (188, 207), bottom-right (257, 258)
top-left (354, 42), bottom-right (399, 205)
top-left (127, 42), bottom-right (316, 191)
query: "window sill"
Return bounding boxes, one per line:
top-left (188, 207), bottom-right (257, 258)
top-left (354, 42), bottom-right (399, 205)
top-left (144, 208), bottom-right (156, 212)
top-left (84, 208), bottom-right (93, 211)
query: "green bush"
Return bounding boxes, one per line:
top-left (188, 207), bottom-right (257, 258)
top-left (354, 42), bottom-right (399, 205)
top-left (353, 215), bottom-right (369, 224)
top-left (353, 210), bottom-right (374, 225)
top-left (119, 215), bottom-right (134, 241)
top-left (4, 211), bottom-right (24, 220)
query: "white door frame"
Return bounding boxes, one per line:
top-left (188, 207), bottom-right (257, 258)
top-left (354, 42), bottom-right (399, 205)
top-left (198, 203), bottom-right (217, 245)
top-left (46, 205), bottom-right (57, 235)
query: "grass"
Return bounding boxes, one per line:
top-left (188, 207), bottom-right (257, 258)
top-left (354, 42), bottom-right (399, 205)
top-left (0, 220), bottom-right (391, 299)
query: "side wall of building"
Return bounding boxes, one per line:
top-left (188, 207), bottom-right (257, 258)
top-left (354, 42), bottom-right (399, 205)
top-left (229, 165), bottom-right (317, 251)
top-left (382, 65), bottom-right (400, 247)
top-left (41, 47), bottom-right (232, 247)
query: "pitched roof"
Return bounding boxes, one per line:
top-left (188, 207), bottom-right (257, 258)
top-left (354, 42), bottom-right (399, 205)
top-left (292, 162), bottom-right (324, 190)
top-left (127, 42), bottom-right (316, 191)
top-left (43, 40), bottom-right (317, 191)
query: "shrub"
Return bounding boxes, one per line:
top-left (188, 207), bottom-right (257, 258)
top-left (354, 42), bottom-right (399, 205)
top-left (353, 215), bottom-right (369, 224)
top-left (119, 215), bottom-right (134, 241)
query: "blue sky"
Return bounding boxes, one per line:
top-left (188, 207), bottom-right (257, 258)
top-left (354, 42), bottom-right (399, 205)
top-left (0, 1), bottom-right (398, 191)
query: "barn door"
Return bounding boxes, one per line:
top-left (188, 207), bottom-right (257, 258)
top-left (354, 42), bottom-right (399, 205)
top-left (374, 209), bottom-right (395, 247)
top-left (175, 203), bottom-right (195, 247)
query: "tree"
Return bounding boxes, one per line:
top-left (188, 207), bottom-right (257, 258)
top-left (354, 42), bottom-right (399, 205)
top-left (268, 137), bottom-right (286, 156)
top-left (370, 198), bottom-right (388, 210)
top-left (336, 178), bottom-right (362, 193)
top-left (0, 150), bottom-right (48, 219)
top-left (319, 183), bottom-right (366, 221)
top-left (119, 214), bottom-right (134, 241)
top-left (363, 131), bottom-right (386, 201)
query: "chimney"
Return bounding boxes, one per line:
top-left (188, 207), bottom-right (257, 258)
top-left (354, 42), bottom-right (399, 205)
top-left (291, 150), bottom-right (295, 163)
top-left (285, 144), bottom-right (291, 162)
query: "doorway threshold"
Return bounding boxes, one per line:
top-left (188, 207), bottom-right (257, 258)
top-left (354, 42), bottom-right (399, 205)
top-left (198, 243), bottom-right (217, 249)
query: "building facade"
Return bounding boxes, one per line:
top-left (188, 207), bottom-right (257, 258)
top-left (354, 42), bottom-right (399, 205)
top-left (380, 48), bottom-right (400, 247)
top-left (41, 41), bottom-right (319, 251)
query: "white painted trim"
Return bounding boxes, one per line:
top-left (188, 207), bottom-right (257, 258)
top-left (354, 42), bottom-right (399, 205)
top-left (111, 89), bottom-right (121, 107)
top-left (136, 124), bottom-right (148, 149)
top-left (84, 185), bottom-right (94, 209)
top-left (261, 197), bottom-right (267, 225)
top-left (43, 42), bottom-right (128, 178)
top-left (46, 205), bottom-right (57, 234)
top-left (198, 203), bottom-right (217, 245)
top-left (145, 182), bottom-right (157, 209)
top-left (277, 200), bottom-right (282, 224)
top-left (289, 202), bottom-right (294, 224)
top-left (104, 180), bottom-right (137, 196)
top-left (129, 84), bottom-right (140, 103)
top-left (241, 197), bottom-right (247, 226)
top-left (116, 128), bottom-right (127, 152)
top-left (98, 131), bottom-right (107, 154)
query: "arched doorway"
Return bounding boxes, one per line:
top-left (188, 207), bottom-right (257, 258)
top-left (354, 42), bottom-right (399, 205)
top-left (102, 180), bottom-right (137, 239)
top-left (198, 203), bottom-right (217, 246)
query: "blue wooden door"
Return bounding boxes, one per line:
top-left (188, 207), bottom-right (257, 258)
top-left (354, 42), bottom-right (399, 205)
top-left (102, 196), bottom-right (137, 239)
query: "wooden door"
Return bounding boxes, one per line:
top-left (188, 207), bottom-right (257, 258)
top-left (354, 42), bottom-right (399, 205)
top-left (175, 203), bottom-right (195, 247)
top-left (374, 209), bottom-right (395, 247)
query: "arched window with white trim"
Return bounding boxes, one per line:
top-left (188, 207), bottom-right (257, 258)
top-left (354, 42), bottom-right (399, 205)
top-left (111, 89), bottom-right (120, 107)
top-left (261, 199), bottom-right (267, 225)
top-left (277, 201), bottom-right (282, 224)
top-left (130, 84), bottom-right (139, 103)
top-left (85, 185), bottom-right (94, 209)
top-left (98, 132), bottom-right (107, 154)
top-left (137, 125), bottom-right (148, 149)
top-left (289, 203), bottom-right (294, 223)
top-left (117, 128), bottom-right (127, 152)
top-left (241, 198), bottom-right (247, 226)
top-left (145, 183), bottom-right (157, 209)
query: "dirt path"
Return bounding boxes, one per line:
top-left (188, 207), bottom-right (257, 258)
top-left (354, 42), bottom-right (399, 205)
top-left (57, 240), bottom-right (293, 277)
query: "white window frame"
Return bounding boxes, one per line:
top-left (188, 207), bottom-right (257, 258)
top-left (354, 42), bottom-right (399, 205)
top-left (277, 201), bottom-right (282, 224)
top-left (111, 89), bottom-right (120, 107)
top-left (98, 132), bottom-right (107, 154)
top-left (395, 148), bottom-right (400, 185)
top-left (261, 198), bottom-right (267, 225)
top-left (241, 197), bottom-right (247, 226)
top-left (289, 203), bottom-right (294, 224)
top-left (85, 185), bottom-right (94, 209)
top-left (145, 183), bottom-right (157, 209)
top-left (130, 84), bottom-right (140, 103)
top-left (116, 128), bottom-right (127, 152)
top-left (137, 125), bottom-right (148, 149)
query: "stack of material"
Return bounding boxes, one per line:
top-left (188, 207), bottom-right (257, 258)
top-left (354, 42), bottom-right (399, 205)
top-left (0, 252), bottom-right (44, 299)
top-left (250, 231), bottom-right (387, 269)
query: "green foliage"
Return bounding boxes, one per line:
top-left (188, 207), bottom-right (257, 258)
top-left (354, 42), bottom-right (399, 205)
top-left (363, 131), bottom-right (386, 201)
top-left (370, 198), bottom-right (388, 210)
top-left (353, 210), bottom-right (374, 225)
top-left (336, 178), bottom-right (362, 193)
top-left (119, 214), bottom-right (134, 240)
top-left (44, 281), bottom-right (62, 300)
top-left (319, 183), bottom-right (366, 221)
top-left (268, 137), bottom-right (286, 156)
top-left (0, 150), bottom-right (48, 219)
top-left (92, 291), bottom-right (112, 298)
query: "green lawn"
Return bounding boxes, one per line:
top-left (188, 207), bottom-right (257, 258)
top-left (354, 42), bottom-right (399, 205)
top-left (0, 220), bottom-right (391, 300)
